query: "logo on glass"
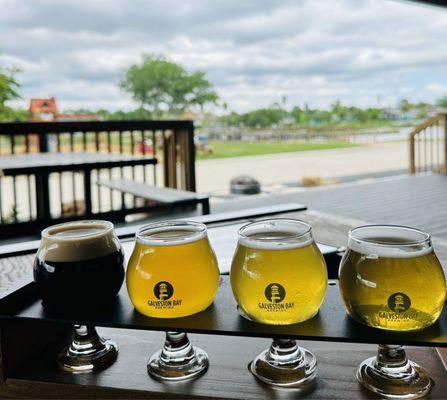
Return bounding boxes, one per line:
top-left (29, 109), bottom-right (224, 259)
top-left (265, 283), bottom-right (286, 303)
top-left (154, 281), bottom-right (174, 301)
top-left (388, 292), bottom-right (411, 313)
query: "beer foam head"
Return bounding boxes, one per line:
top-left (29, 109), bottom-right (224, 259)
top-left (136, 220), bottom-right (207, 246)
top-left (39, 220), bottom-right (120, 262)
top-left (348, 225), bottom-right (432, 258)
top-left (238, 218), bottom-right (314, 250)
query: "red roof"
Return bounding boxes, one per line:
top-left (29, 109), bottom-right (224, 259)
top-left (28, 97), bottom-right (99, 121)
top-left (29, 97), bottom-right (58, 115)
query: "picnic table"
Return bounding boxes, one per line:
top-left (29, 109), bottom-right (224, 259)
top-left (0, 206), bottom-right (445, 399)
top-left (0, 153), bottom-right (157, 220)
top-left (97, 178), bottom-right (210, 215)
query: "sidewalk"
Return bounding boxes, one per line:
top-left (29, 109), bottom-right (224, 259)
top-left (196, 141), bottom-right (408, 193)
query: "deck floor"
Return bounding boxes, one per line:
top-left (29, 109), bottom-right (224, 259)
top-left (1, 173), bottom-right (446, 244)
top-left (210, 173), bottom-right (447, 239)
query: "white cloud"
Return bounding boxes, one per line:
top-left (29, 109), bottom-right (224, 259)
top-left (425, 83), bottom-right (447, 93)
top-left (1, 0), bottom-right (447, 112)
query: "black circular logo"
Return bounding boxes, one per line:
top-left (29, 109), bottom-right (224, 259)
top-left (265, 283), bottom-right (286, 303)
top-left (154, 281), bottom-right (174, 300)
top-left (388, 292), bottom-right (411, 313)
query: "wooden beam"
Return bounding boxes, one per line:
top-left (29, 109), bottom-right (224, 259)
top-left (0, 320), bottom-right (68, 384)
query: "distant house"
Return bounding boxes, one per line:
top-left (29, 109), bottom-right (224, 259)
top-left (29, 97), bottom-right (59, 121)
top-left (29, 97), bottom-right (98, 121)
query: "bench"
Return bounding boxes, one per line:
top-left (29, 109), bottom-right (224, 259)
top-left (97, 179), bottom-right (210, 215)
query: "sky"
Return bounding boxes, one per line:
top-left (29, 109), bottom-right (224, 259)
top-left (1, 0), bottom-right (447, 113)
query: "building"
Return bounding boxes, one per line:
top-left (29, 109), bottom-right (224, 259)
top-left (29, 97), bottom-right (98, 121)
top-left (29, 97), bottom-right (59, 121)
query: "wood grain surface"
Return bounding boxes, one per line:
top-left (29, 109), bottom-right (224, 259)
top-left (3, 328), bottom-right (447, 399)
top-left (0, 209), bottom-right (446, 399)
top-left (0, 255), bottom-right (34, 302)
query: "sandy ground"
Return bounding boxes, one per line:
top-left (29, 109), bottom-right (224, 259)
top-left (196, 141), bottom-right (409, 193)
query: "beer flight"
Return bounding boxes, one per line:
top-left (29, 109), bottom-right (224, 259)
top-left (33, 218), bottom-right (446, 399)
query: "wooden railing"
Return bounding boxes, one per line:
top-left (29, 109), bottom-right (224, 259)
top-left (409, 113), bottom-right (447, 174)
top-left (0, 120), bottom-right (196, 236)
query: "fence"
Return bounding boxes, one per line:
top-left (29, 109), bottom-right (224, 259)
top-left (0, 120), bottom-right (196, 237)
top-left (409, 114), bottom-right (447, 174)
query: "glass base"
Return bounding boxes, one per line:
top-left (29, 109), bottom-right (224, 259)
top-left (57, 325), bottom-right (118, 373)
top-left (147, 332), bottom-right (209, 381)
top-left (357, 345), bottom-right (433, 399)
top-left (249, 339), bottom-right (317, 388)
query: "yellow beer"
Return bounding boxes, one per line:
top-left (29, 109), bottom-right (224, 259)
top-left (339, 226), bottom-right (446, 331)
top-left (230, 219), bottom-right (327, 325)
top-left (126, 221), bottom-right (219, 318)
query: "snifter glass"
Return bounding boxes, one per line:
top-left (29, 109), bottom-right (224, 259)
top-left (34, 220), bottom-right (125, 373)
top-left (126, 221), bottom-right (219, 381)
top-left (339, 225), bottom-right (446, 399)
top-left (230, 219), bottom-right (327, 387)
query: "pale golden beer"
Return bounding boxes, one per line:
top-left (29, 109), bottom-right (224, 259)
top-left (126, 221), bottom-right (219, 318)
top-left (339, 225), bottom-right (446, 331)
top-left (231, 219), bottom-right (327, 325)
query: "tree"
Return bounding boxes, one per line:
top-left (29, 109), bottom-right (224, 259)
top-left (219, 111), bottom-right (241, 126)
top-left (437, 96), bottom-right (447, 108)
top-left (241, 108), bottom-right (287, 128)
top-left (398, 98), bottom-right (411, 112)
top-left (120, 54), bottom-right (219, 117)
top-left (331, 100), bottom-right (349, 121)
top-left (0, 66), bottom-right (26, 121)
top-left (291, 106), bottom-right (307, 125)
top-left (0, 67), bottom-right (20, 106)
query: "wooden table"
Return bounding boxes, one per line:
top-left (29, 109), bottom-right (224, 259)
top-left (0, 208), bottom-right (446, 399)
top-left (0, 153), bottom-right (157, 220)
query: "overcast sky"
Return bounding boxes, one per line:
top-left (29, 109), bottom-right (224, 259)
top-left (1, 0), bottom-right (447, 112)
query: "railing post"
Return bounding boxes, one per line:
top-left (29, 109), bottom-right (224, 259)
top-left (183, 123), bottom-right (196, 192)
top-left (444, 114), bottom-right (447, 174)
top-left (409, 134), bottom-right (416, 174)
top-left (38, 130), bottom-right (48, 153)
top-left (36, 127), bottom-right (51, 221)
top-left (163, 130), bottom-right (177, 189)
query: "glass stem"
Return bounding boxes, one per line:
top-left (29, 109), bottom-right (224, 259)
top-left (160, 331), bottom-right (196, 365)
top-left (266, 338), bottom-right (305, 368)
top-left (375, 344), bottom-right (409, 371)
top-left (69, 325), bottom-right (106, 356)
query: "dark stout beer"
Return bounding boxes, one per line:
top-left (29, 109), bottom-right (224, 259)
top-left (34, 220), bottom-right (125, 311)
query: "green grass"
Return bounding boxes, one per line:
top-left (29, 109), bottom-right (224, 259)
top-left (196, 141), bottom-right (357, 160)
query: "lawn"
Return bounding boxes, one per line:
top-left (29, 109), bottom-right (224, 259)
top-left (196, 141), bottom-right (357, 160)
